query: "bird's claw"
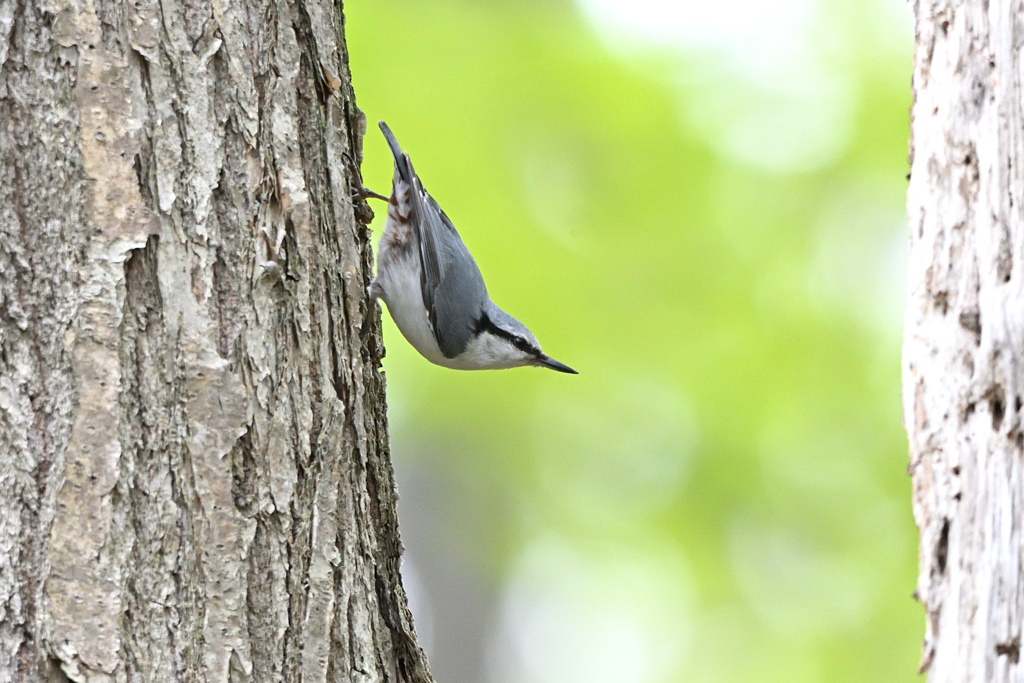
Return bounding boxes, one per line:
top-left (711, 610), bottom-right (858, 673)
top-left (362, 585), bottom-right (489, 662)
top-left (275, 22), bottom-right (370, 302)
top-left (353, 186), bottom-right (389, 202)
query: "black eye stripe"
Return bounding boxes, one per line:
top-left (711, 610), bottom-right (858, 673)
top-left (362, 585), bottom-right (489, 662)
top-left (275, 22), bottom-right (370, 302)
top-left (474, 313), bottom-right (542, 356)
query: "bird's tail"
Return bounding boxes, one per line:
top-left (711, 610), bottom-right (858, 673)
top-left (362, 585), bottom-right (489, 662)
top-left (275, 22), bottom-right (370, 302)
top-left (379, 121), bottom-right (412, 185)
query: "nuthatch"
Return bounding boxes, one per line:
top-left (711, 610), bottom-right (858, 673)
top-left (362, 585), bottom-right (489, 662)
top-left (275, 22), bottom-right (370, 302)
top-left (366, 122), bottom-right (576, 374)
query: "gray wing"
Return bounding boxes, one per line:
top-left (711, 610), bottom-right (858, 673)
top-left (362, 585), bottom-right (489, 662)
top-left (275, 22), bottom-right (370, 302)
top-left (410, 176), bottom-right (489, 358)
top-left (378, 122), bottom-right (489, 357)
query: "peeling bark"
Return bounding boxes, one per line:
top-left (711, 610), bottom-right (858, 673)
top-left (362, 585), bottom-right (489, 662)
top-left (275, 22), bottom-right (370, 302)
top-left (0, 0), bottom-right (432, 681)
top-left (905, 0), bottom-right (1024, 680)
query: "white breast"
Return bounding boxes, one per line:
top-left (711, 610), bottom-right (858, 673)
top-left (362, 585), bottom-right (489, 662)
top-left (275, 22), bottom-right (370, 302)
top-left (376, 250), bottom-right (451, 367)
top-left (376, 203), bottom-right (520, 371)
top-left (377, 248), bottom-right (522, 370)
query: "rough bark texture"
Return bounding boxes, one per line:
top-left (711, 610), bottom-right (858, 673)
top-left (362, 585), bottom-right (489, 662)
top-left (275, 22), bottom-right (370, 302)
top-left (905, 0), bottom-right (1024, 679)
top-left (0, 0), bottom-right (433, 681)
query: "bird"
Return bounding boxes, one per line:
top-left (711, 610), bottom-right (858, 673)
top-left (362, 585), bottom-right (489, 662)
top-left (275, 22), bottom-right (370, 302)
top-left (365, 121), bottom-right (577, 374)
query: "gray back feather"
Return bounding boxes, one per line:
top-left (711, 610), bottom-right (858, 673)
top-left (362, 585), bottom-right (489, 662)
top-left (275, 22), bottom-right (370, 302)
top-left (418, 195), bottom-right (489, 357)
top-left (379, 121), bottom-right (489, 358)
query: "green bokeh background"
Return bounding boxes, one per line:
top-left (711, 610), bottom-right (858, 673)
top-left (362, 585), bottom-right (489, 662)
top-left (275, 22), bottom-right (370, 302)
top-left (347, 1), bottom-right (918, 681)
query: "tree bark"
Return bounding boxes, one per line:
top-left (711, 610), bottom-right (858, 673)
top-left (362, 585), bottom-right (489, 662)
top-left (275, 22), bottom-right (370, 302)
top-left (0, 1), bottom-right (432, 681)
top-left (905, 0), bottom-right (1024, 679)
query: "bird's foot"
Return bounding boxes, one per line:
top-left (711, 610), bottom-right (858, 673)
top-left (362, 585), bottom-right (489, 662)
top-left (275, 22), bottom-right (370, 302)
top-left (353, 186), bottom-right (389, 202)
top-left (361, 280), bottom-right (384, 342)
top-left (367, 280), bottom-right (384, 305)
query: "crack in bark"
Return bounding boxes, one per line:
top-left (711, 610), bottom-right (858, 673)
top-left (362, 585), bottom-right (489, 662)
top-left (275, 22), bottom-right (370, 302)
top-left (996, 637), bottom-right (1021, 664)
top-left (936, 518), bottom-right (950, 575)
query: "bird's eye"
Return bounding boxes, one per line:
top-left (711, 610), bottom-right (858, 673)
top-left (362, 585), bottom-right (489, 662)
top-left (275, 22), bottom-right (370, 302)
top-left (514, 336), bottom-right (525, 346)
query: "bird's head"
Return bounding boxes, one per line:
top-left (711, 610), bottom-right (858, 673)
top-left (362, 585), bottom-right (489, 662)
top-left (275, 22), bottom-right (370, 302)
top-left (469, 305), bottom-right (577, 373)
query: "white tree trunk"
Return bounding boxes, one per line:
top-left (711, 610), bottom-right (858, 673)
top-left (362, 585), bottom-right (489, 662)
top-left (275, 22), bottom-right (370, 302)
top-left (905, 0), bottom-right (1024, 679)
top-left (0, 0), bottom-right (432, 681)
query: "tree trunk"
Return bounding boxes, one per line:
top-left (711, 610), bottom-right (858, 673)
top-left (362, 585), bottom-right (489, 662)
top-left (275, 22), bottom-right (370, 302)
top-left (0, 1), bottom-right (432, 681)
top-left (905, 0), bottom-right (1024, 679)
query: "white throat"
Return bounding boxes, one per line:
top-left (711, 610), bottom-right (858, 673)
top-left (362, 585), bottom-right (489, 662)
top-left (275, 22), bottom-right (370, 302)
top-left (376, 252), bottom-right (449, 366)
top-left (455, 332), bottom-right (528, 370)
top-left (377, 257), bottom-right (529, 370)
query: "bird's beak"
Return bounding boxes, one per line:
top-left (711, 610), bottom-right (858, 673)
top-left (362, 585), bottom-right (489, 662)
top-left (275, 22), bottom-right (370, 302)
top-left (535, 355), bottom-right (578, 374)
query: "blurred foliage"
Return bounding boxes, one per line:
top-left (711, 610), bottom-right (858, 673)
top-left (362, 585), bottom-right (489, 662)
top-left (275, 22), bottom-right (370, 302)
top-left (347, 0), bottom-right (918, 681)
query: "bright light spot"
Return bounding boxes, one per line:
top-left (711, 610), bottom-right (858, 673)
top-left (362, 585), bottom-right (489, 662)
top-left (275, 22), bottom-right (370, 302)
top-left (757, 415), bottom-right (909, 566)
top-left (577, 0), bottom-right (818, 69)
top-left (522, 140), bottom-right (588, 251)
top-left (686, 71), bottom-right (856, 173)
top-left (729, 520), bottom-right (873, 637)
top-left (531, 376), bottom-right (696, 526)
top-left (487, 537), bottom-right (690, 683)
top-left (807, 181), bottom-right (908, 338)
top-left (575, 0), bottom-right (858, 172)
top-left (685, 607), bottom-right (824, 681)
top-left (725, 415), bottom-right (908, 638)
top-left (871, 0), bottom-right (914, 56)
